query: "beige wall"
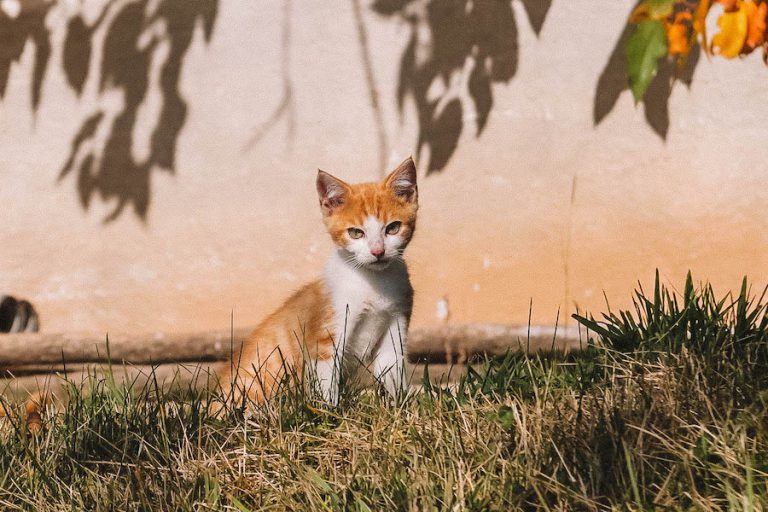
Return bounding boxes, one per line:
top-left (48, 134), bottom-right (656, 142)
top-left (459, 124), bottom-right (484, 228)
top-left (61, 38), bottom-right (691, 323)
top-left (1, 0), bottom-right (766, 335)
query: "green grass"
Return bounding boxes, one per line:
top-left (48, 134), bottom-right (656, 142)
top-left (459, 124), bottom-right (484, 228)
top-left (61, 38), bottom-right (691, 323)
top-left (1, 272), bottom-right (767, 510)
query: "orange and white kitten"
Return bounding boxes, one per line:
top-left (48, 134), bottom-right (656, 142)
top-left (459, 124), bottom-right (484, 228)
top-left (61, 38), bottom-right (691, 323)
top-left (219, 157), bottom-right (418, 406)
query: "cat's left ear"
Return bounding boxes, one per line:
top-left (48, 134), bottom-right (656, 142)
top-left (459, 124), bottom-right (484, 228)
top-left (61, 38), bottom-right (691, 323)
top-left (384, 156), bottom-right (417, 203)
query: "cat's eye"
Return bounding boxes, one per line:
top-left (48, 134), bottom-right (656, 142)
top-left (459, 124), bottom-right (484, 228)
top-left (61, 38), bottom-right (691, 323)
top-left (347, 227), bottom-right (364, 239)
top-left (385, 221), bottom-right (402, 235)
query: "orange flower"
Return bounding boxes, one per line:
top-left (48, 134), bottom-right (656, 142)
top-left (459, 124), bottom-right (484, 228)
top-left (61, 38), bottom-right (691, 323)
top-left (719, 0), bottom-right (741, 11)
top-left (667, 12), bottom-right (693, 55)
top-left (744, 0), bottom-right (767, 50)
top-left (712, 0), bottom-right (749, 57)
top-left (668, 24), bottom-right (690, 55)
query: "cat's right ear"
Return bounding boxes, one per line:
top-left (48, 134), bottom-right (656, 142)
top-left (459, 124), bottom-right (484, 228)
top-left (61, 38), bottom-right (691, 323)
top-left (316, 170), bottom-right (349, 216)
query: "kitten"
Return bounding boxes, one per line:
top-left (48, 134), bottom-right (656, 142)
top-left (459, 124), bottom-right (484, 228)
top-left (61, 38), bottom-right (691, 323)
top-left (218, 157), bottom-right (418, 407)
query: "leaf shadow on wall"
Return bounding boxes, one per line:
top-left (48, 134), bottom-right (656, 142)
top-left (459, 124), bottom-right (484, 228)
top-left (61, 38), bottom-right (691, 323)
top-left (373, 0), bottom-right (552, 174)
top-left (57, 0), bottom-right (218, 223)
top-left (0, 1), bottom-right (52, 111)
top-left (594, 7), bottom-right (700, 140)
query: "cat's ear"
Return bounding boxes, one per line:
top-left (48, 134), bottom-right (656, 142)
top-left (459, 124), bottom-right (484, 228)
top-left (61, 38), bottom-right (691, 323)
top-left (316, 170), bottom-right (349, 216)
top-left (384, 156), bottom-right (417, 203)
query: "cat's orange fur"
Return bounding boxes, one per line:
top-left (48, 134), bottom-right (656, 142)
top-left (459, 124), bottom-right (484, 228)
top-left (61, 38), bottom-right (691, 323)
top-left (218, 157), bottom-right (418, 408)
top-left (321, 176), bottom-right (417, 248)
top-left (217, 280), bottom-right (335, 405)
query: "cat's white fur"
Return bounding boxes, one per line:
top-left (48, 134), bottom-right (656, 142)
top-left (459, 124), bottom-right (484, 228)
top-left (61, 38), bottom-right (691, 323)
top-left (315, 247), bottom-right (413, 404)
top-left (344, 215), bottom-right (406, 268)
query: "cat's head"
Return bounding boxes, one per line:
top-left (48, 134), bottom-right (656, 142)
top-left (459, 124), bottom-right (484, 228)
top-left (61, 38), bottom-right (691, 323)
top-left (316, 157), bottom-right (418, 270)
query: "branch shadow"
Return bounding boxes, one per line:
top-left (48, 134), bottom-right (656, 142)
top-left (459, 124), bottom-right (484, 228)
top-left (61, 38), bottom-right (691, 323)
top-left (0, 0), bottom-right (217, 223)
top-left (0, 0), bottom-right (52, 111)
top-left (373, 0), bottom-right (551, 174)
top-left (594, 4), bottom-right (700, 140)
top-left (242, 0), bottom-right (295, 152)
top-left (57, 0), bottom-right (218, 222)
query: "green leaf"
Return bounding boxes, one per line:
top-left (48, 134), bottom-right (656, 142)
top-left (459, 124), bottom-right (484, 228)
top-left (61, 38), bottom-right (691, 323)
top-left (228, 494), bottom-right (254, 512)
top-left (305, 467), bottom-right (333, 493)
top-left (647, 0), bottom-right (674, 18)
top-left (355, 496), bottom-right (373, 512)
top-left (496, 405), bottom-right (515, 430)
top-left (571, 314), bottom-right (613, 339)
top-left (694, 435), bottom-right (709, 461)
top-left (625, 20), bottom-right (668, 102)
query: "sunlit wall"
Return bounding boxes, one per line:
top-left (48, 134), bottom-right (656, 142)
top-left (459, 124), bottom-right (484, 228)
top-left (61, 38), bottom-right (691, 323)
top-left (1, 0), bottom-right (766, 333)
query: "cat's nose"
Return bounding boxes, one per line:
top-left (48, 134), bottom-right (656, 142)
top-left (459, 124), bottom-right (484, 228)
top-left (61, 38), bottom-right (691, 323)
top-left (371, 248), bottom-right (385, 260)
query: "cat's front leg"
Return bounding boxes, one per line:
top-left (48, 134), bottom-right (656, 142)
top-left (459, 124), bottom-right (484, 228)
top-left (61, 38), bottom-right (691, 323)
top-left (311, 328), bottom-right (347, 406)
top-left (372, 315), bottom-right (408, 400)
top-left (312, 356), bottom-right (340, 406)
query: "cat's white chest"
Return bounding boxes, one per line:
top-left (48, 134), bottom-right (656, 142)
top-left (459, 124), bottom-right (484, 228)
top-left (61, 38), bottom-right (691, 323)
top-left (324, 250), bottom-right (413, 354)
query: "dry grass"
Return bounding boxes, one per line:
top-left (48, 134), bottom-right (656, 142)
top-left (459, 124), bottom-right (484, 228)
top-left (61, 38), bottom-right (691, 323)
top-left (0, 272), bottom-right (766, 510)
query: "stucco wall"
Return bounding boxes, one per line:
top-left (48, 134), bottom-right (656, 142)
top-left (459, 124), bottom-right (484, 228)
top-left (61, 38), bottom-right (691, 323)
top-left (1, 0), bottom-right (766, 334)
